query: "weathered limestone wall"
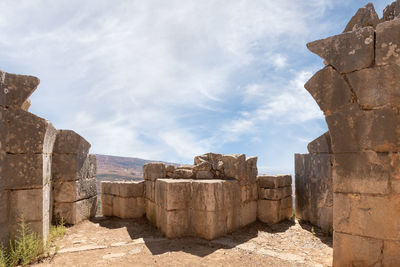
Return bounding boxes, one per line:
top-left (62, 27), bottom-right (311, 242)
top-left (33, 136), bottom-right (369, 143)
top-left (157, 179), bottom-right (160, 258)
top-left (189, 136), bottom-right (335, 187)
top-left (52, 130), bottom-right (97, 224)
top-left (0, 70), bottom-right (57, 245)
top-left (295, 132), bottom-right (333, 233)
top-left (305, 2), bottom-right (400, 265)
top-left (101, 181), bottom-right (145, 219)
top-left (257, 175), bottom-right (293, 224)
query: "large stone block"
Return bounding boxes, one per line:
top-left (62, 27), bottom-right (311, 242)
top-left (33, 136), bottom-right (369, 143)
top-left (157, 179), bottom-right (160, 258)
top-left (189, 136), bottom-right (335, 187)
top-left (294, 153), bottom-right (311, 221)
top-left (376, 18), bottom-right (400, 66)
top-left (382, 0), bottom-right (400, 21)
top-left (4, 153), bottom-right (52, 189)
top-left (143, 163), bottom-right (166, 181)
top-left (333, 232), bottom-right (383, 267)
top-left (257, 175), bottom-right (291, 189)
top-left (145, 200), bottom-right (157, 226)
top-left (334, 193), bottom-right (400, 240)
top-left (101, 181), bottom-right (144, 198)
top-left (333, 152), bottom-right (390, 194)
top-left (307, 27), bottom-right (374, 73)
top-left (191, 210), bottom-right (226, 240)
top-left (194, 153), bottom-right (223, 169)
top-left (192, 180), bottom-right (224, 211)
top-left (343, 3), bottom-right (379, 32)
top-left (53, 130), bottom-right (90, 154)
top-left (5, 109), bottom-right (57, 154)
top-left (160, 209), bottom-right (190, 239)
top-left (53, 196), bottom-right (97, 225)
top-left (304, 66), bottom-right (353, 115)
top-left (8, 186), bottom-right (51, 241)
top-left (101, 194), bottom-right (113, 217)
top-left (54, 178), bottom-right (97, 203)
top-left (0, 70), bottom-right (39, 108)
top-left (347, 64), bottom-right (400, 108)
top-left (112, 196), bottom-right (145, 219)
top-left (307, 131), bottom-right (332, 154)
top-left (383, 240), bottom-right (400, 266)
top-left (145, 180), bottom-right (155, 201)
top-left (52, 153), bottom-right (90, 181)
top-left (156, 179), bottom-right (191, 211)
top-left (173, 168), bottom-right (193, 179)
top-left (240, 200), bottom-right (257, 227)
top-left (240, 183), bottom-right (258, 202)
top-left (257, 197), bottom-right (292, 224)
top-left (326, 105), bottom-right (400, 153)
top-left (259, 186), bottom-right (292, 200)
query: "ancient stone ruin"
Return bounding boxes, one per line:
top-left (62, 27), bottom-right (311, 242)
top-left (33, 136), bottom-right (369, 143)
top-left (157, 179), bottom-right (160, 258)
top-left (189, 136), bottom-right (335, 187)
top-left (295, 132), bottom-right (333, 233)
top-left (101, 153), bottom-right (293, 240)
top-left (297, 1), bottom-right (400, 265)
top-left (0, 70), bottom-right (97, 246)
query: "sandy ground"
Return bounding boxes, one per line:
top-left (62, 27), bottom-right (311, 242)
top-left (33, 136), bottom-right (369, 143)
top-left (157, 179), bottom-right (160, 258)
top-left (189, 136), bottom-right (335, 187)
top-left (34, 217), bottom-right (332, 267)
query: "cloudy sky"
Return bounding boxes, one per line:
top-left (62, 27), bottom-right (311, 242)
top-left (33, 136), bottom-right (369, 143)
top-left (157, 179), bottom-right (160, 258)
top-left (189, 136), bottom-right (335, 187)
top-left (0, 0), bottom-right (394, 174)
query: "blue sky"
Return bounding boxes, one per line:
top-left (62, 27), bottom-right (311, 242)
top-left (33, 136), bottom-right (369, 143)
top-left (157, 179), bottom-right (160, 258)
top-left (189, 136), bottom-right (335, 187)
top-left (0, 0), bottom-right (394, 174)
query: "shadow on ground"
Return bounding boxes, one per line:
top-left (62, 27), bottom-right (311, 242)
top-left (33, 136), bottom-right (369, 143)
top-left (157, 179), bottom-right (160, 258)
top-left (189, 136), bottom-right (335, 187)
top-left (90, 216), bottom-right (301, 257)
top-left (298, 220), bottom-right (333, 248)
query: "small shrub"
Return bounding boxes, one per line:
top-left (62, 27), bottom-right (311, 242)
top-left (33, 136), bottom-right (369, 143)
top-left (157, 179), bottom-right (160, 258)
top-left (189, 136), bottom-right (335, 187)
top-left (0, 246), bottom-right (7, 267)
top-left (7, 219), bottom-right (43, 266)
top-left (49, 217), bottom-right (66, 243)
top-left (291, 208), bottom-right (295, 221)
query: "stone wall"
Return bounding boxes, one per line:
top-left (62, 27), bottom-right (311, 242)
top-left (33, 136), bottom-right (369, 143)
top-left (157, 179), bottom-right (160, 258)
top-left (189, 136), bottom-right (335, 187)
top-left (304, 2), bottom-right (400, 265)
top-left (257, 175), bottom-right (293, 224)
top-left (0, 70), bottom-right (96, 246)
top-left (0, 70), bottom-right (57, 245)
top-left (295, 132), bottom-right (333, 233)
top-left (101, 181), bottom-right (145, 219)
top-left (52, 130), bottom-right (97, 224)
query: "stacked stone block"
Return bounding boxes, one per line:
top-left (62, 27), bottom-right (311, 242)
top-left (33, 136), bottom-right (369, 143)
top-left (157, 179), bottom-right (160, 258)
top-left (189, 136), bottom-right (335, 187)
top-left (143, 163), bottom-right (166, 225)
top-left (257, 175), bottom-right (292, 224)
top-left (294, 132), bottom-right (333, 233)
top-left (304, 2), bottom-right (400, 265)
top-left (0, 70), bottom-right (57, 245)
top-left (101, 181), bottom-right (145, 218)
top-left (52, 130), bottom-right (97, 224)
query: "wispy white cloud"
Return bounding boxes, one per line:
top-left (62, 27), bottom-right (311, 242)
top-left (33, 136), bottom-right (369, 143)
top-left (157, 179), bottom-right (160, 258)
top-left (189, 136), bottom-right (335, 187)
top-left (0, 0), bottom-right (338, 164)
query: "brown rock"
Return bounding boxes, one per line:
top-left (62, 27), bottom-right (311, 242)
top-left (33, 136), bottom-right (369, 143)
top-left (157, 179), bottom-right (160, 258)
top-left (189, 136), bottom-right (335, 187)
top-left (101, 194), bottom-right (113, 217)
top-left (333, 232), bottom-right (383, 267)
top-left (307, 27), bottom-right (374, 73)
top-left (383, 240), bottom-right (400, 266)
top-left (257, 175), bottom-right (292, 189)
top-left (347, 65), bottom-right (400, 108)
top-left (307, 131), bottom-right (332, 154)
top-left (160, 209), bottom-right (190, 239)
top-left (195, 170), bottom-right (214, 179)
top-left (112, 196), bottom-right (145, 219)
top-left (156, 179), bottom-right (191, 211)
top-left (259, 186), bottom-right (292, 200)
top-left (54, 178), bottom-right (97, 203)
top-left (194, 153), bottom-right (223, 170)
top-left (53, 196), bottom-right (97, 225)
top-left (21, 99), bottom-right (31, 111)
top-left (343, 3), bottom-right (379, 32)
top-left (192, 180), bottom-right (224, 211)
top-left (304, 66), bottom-right (353, 115)
top-left (173, 168), bottom-right (193, 179)
top-left (220, 154), bottom-right (247, 180)
top-left (145, 181), bottom-right (155, 201)
top-left (191, 210), bottom-right (226, 240)
top-left (52, 153), bottom-right (91, 181)
top-left (333, 152), bottom-right (390, 194)
top-left (240, 201), bottom-right (257, 227)
top-left (0, 70), bottom-right (39, 108)
top-left (294, 153), bottom-right (312, 221)
top-left (257, 197), bottom-right (292, 224)
top-left (382, 0), bottom-right (400, 22)
top-left (376, 18), bottom-right (400, 66)
top-left (53, 130), bottom-right (91, 154)
top-left (100, 181), bottom-right (144, 198)
top-left (143, 163), bottom-right (166, 181)
top-left (334, 193), bottom-right (400, 240)
top-left (5, 109), bottom-right (57, 154)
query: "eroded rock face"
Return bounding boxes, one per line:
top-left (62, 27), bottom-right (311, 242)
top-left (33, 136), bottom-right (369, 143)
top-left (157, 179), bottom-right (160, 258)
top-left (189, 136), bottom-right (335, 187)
top-left (343, 3), bottom-right (379, 32)
top-left (302, 2), bottom-right (400, 264)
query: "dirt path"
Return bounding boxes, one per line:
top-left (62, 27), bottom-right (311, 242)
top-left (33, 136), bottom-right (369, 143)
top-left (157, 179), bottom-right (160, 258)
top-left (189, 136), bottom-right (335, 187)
top-left (34, 217), bottom-right (332, 267)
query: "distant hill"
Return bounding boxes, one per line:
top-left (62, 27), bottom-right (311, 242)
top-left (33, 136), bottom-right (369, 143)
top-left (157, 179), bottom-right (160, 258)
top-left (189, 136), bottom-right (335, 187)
top-left (95, 154), bottom-right (178, 181)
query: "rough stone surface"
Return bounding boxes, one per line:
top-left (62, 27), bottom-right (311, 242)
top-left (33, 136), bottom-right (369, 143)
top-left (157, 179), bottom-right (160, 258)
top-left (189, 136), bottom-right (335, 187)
top-left (54, 178), bottom-right (97, 203)
top-left (0, 70), bottom-right (39, 108)
top-left (343, 3), bottom-right (379, 32)
top-left (257, 197), bottom-right (292, 224)
top-left (347, 64), bottom-right (400, 108)
top-left (259, 186), bottom-right (291, 200)
top-left (101, 181), bottom-right (144, 198)
top-left (307, 27), bottom-right (374, 73)
top-left (53, 130), bottom-right (91, 154)
top-left (143, 163), bottom-right (166, 181)
top-left (376, 18), bottom-right (400, 66)
top-left (307, 131), bottom-right (332, 154)
top-left (257, 175), bottom-right (291, 189)
top-left (382, 0), bottom-right (400, 22)
top-left (304, 66), bottom-right (353, 115)
top-left (54, 196), bottom-right (97, 225)
top-left (333, 232), bottom-right (383, 267)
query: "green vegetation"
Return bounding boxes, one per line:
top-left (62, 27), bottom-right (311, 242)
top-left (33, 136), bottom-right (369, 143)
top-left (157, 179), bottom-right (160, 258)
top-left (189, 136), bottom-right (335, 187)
top-left (291, 208), bottom-right (296, 221)
top-left (0, 218), bottom-right (66, 266)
